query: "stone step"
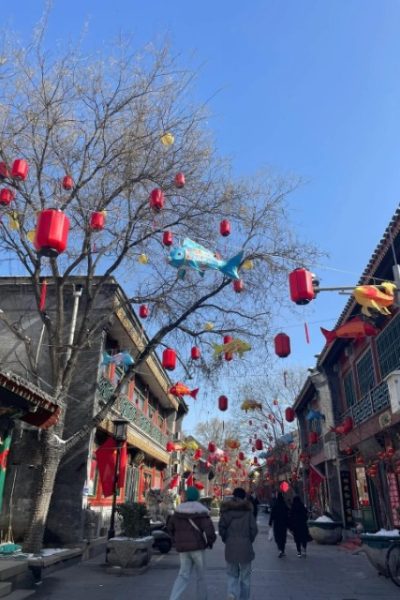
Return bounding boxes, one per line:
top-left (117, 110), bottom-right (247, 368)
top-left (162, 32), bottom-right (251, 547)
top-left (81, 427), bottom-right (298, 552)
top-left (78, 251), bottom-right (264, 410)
top-left (0, 582), bottom-right (11, 598)
top-left (0, 563), bottom-right (28, 582)
top-left (3, 591), bottom-right (35, 600)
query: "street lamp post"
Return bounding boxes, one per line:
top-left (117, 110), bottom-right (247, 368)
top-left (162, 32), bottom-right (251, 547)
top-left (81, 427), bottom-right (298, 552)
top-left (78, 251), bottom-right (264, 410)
top-left (107, 419), bottom-right (129, 541)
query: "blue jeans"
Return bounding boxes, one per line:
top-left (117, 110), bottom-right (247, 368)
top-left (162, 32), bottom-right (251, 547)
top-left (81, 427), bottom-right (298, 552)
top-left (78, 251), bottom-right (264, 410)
top-left (226, 561), bottom-right (252, 600)
top-left (169, 550), bottom-right (208, 600)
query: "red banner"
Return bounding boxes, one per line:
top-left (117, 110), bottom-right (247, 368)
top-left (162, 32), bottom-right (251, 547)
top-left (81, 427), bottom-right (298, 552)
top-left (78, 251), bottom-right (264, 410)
top-left (95, 438), bottom-right (127, 497)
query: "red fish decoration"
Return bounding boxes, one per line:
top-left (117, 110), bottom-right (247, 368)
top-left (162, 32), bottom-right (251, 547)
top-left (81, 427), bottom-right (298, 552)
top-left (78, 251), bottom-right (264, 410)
top-left (169, 382), bottom-right (199, 399)
top-left (320, 317), bottom-right (378, 344)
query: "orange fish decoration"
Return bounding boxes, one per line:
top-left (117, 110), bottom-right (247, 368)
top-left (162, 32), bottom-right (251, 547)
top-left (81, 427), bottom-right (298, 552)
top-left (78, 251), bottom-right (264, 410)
top-left (169, 382), bottom-right (199, 399)
top-left (320, 317), bottom-right (379, 344)
top-left (352, 282), bottom-right (396, 317)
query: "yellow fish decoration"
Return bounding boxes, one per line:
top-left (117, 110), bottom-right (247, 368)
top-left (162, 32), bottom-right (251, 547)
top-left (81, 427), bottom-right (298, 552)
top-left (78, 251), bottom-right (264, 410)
top-left (242, 259), bottom-right (254, 270)
top-left (160, 132), bottom-right (175, 146)
top-left (353, 282), bottom-right (396, 317)
top-left (138, 253), bottom-right (149, 264)
top-left (27, 230), bottom-right (36, 243)
top-left (182, 439), bottom-right (199, 451)
top-left (213, 338), bottom-right (251, 358)
top-left (204, 322), bottom-right (214, 331)
top-left (8, 211), bottom-right (19, 230)
top-left (241, 399), bottom-right (262, 412)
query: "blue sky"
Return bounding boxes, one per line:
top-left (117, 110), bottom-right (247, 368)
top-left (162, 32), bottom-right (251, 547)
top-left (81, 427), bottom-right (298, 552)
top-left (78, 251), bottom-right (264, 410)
top-left (5, 1), bottom-right (400, 428)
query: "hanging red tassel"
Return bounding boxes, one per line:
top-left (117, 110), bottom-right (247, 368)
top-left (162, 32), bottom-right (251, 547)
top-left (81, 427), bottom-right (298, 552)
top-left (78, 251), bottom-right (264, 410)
top-left (39, 279), bottom-right (48, 312)
top-left (304, 322), bottom-right (310, 344)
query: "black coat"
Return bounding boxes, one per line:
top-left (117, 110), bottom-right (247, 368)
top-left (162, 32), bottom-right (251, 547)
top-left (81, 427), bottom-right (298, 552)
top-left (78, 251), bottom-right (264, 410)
top-left (289, 503), bottom-right (309, 545)
top-left (219, 498), bottom-right (258, 563)
top-left (269, 501), bottom-right (289, 547)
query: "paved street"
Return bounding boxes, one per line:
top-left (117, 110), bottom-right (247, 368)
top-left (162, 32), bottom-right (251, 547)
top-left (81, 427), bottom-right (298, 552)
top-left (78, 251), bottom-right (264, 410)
top-left (33, 516), bottom-right (398, 600)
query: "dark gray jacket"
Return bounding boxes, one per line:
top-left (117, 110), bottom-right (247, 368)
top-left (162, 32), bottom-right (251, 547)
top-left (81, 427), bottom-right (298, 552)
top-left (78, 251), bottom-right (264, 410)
top-left (218, 498), bottom-right (258, 563)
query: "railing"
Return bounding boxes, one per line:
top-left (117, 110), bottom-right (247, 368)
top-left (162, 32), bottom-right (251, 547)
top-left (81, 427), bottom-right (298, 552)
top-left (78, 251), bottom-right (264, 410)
top-left (96, 375), bottom-right (168, 448)
top-left (341, 379), bottom-right (390, 426)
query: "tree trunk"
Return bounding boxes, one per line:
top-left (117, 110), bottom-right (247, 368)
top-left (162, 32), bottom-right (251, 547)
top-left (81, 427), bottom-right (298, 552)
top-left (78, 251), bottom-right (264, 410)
top-left (22, 432), bottom-right (63, 554)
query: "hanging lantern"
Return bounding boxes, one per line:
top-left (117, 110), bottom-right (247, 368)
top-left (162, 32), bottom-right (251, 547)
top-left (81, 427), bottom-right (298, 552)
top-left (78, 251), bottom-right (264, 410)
top-left (342, 416), bottom-right (353, 434)
top-left (280, 481), bottom-right (290, 493)
top-left (233, 279), bottom-right (244, 293)
top-left (255, 439), bottom-right (263, 451)
top-left (285, 407), bottom-right (295, 423)
top-left (194, 481), bottom-right (204, 490)
top-left (149, 188), bottom-right (165, 211)
top-left (386, 447), bottom-right (395, 459)
top-left (160, 132), bottom-right (174, 146)
top-left (193, 448), bottom-right (202, 460)
top-left (62, 175), bottom-right (74, 190)
top-left (274, 333), bottom-right (291, 358)
top-left (309, 431), bottom-right (318, 445)
top-left (219, 219), bottom-right (231, 237)
top-left (166, 441), bottom-right (175, 452)
top-left (208, 442), bottom-right (216, 453)
top-left (238, 452), bottom-right (245, 461)
top-left (90, 211), bottom-right (106, 231)
top-left (162, 348), bottom-right (177, 371)
top-left (139, 304), bottom-right (149, 319)
top-left (218, 395), bottom-right (228, 411)
top-left (0, 163), bottom-right (9, 179)
top-left (191, 346), bottom-right (201, 360)
top-left (223, 335), bottom-right (233, 361)
top-left (174, 172), bottom-right (185, 188)
top-left (11, 158), bottom-right (29, 181)
top-left (289, 268), bottom-right (316, 305)
top-left (163, 231), bottom-right (173, 246)
top-left (0, 188), bottom-right (14, 206)
top-left (35, 209), bottom-right (70, 257)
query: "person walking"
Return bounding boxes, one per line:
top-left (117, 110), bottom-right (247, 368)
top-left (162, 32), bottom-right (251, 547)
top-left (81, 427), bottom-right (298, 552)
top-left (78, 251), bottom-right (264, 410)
top-left (167, 486), bottom-right (216, 600)
top-left (248, 492), bottom-right (259, 518)
top-left (269, 491), bottom-right (289, 557)
top-left (219, 487), bottom-right (258, 600)
top-left (289, 495), bottom-right (310, 557)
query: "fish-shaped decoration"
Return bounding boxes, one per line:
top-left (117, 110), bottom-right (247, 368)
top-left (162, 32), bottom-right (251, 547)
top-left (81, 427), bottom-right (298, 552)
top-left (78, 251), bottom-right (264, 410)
top-left (241, 399), bottom-right (262, 412)
top-left (169, 382), bottom-right (199, 399)
top-left (320, 317), bottom-right (379, 343)
top-left (102, 351), bottom-right (134, 369)
top-left (168, 238), bottom-right (243, 280)
top-left (352, 282), bottom-right (396, 317)
top-left (212, 338), bottom-right (251, 358)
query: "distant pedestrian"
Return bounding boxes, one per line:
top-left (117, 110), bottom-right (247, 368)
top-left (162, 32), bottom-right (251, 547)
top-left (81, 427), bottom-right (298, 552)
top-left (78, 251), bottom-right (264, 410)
top-left (167, 486), bottom-right (216, 600)
top-left (219, 487), bottom-right (258, 600)
top-left (248, 492), bottom-right (259, 518)
top-left (269, 492), bottom-right (289, 557)
top-left (289, 495), bottom-right (310, 557)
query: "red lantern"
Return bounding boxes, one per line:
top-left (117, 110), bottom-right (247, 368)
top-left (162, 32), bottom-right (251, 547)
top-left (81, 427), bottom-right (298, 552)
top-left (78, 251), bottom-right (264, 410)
top-left (162, 348), bottom-right (176, 371)
top-left (285, 407), bottom-right (295, 422)
top-left (11, 158), bottom-right (28, 181)
top-left (233, 279), bottom-right (244, 293)
top-left (194, 481), bottom-right (204, 490)
top-left (208, 442), bottom-right (216, 453)
top-left (309, 431), bottom-right (318, 445)
top-left (342, 416), bottom-right (353, 434)
top-left (166, 441), bottom-right (175, 452)
top-left (35, 209), bottom-right (70, 257)
top-left (149, 188), bottom-right (165, 211)
top-left (191, 346), bottom-right (201, 360)
top-left (0, 188), bottom-right (14, 206)
top-left (280, 481), bottom-right (290, 493)
top-left (219, 219), bottom-right (231, 237)
top-left (255, 439), bottom-right (263, 451)
top-left (274, 333), bottom-right (291, 358)
top-left (218, 395), bottom-right (228, 411)
top-left (355, 455), bottom-right (365, 465)
top-left (90, 211), bottom-right (105, 231)
top-left (139, 304), bottom-right (149, 319)
top-left (223, 335), bottom-right (233, 361)
top-left (62, 175), bottom-right (74, 190)
top-left (163, 231), bottom-right (173, 246)
top-left (194, 449), bottom-right (202, 460)
top-left (238, 451), bottom-right (245, 461)
top-left (289, 268), bottom-right (316, 305)
top-left (386, 447), bottom-right (395, 459)
top-left (174, 172), bottom-right (185, 188)
top-left (0, 163), bottom-right (9, 179)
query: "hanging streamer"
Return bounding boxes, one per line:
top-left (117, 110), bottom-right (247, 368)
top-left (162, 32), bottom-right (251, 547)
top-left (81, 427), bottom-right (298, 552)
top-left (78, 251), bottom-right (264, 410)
top-left (304, 322), bottom-right (310, 344)
top-left (39, 280), bottom-right (48, 312)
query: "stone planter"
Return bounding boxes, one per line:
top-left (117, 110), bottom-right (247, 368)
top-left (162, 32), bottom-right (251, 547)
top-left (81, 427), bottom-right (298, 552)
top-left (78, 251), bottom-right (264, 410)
top-left (359, 533), bottom-right (400, 577)
top-left (106, 536), bottom-right (153, 569)
top-left (308, 520), bottom-right (343, 545)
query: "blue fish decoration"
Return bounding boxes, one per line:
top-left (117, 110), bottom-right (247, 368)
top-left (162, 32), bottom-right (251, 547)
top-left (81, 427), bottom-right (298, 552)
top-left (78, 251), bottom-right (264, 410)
top-left (168, 238), bottom-right (243, 280)
top-left (102, 351), bottom-right (134, 370)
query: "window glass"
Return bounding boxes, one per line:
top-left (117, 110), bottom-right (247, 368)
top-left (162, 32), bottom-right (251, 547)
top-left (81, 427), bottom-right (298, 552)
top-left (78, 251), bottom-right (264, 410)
top-left (343, 370), bottom-right (356, 407)
top-left (356, 349), bottom-right (375, 398)
top-left (377, 314), bottom-right (400, 378)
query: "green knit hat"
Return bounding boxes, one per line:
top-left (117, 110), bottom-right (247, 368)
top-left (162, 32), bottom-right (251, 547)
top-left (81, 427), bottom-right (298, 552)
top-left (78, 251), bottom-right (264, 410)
top-left (185, 486), bottom-right (200, 501)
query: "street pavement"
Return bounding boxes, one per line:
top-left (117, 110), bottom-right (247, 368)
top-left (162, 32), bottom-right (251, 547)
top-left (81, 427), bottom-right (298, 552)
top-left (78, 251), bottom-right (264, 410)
top-left (33, 514), bottom-right (399, 600)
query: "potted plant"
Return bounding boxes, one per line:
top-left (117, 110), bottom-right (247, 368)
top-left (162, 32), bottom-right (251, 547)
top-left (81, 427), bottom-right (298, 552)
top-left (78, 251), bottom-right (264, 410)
top-left (308, 511), bottom-right (343, 545)
top-left (106, 502), bottom-right (153, 569)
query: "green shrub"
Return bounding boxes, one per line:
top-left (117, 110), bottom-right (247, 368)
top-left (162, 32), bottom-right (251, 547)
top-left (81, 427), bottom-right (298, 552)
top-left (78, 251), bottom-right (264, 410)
top-left (116, 502), bottom-right (151, 538)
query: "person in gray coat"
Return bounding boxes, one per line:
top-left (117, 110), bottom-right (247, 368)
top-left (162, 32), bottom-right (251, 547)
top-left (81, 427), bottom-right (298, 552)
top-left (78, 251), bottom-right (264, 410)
top-left (218, 487), bottom-right (258, 600)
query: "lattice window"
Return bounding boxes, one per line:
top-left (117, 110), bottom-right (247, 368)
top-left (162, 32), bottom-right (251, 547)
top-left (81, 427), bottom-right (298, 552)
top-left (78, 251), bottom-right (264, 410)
top-left (343, 370), bottom-right (356, 408)
top-left (377, 314), bottom-right (400, 379)
top-left (356, 349), bottom-right (375, 398)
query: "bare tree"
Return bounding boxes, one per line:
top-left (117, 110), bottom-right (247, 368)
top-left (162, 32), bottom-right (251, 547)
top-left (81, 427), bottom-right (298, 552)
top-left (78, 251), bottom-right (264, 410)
top-left (193, 417), bottom-right (241, 450)
top-left (0, 19), bottom-right (319, 552)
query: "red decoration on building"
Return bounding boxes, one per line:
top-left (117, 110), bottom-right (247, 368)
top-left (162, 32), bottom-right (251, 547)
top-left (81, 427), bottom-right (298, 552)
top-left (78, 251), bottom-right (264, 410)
top-left (194, 481), bottom-right (204, 490)
top-left (95, 438), bottom-right (127, 496)
top-left (309, 431), bottom-right (318, 444)
top-left (289, 268), bottom-right (316, 305)
top-left (193, 449), bottom-right (202, 460)
top-left (39, 279), bottom-right (48, 312)
top-left (233, 279), bottom-right (244, 293)
top-left (35, 209), bottom-right (70, 257)
top-left (174, 172), bottom-right (185, 188)
top-left (208, 441), bottom-right (216, 453)
top-left (163, 231), bottom-right (173, 246)
top-left (162, 348), bottom-right (177, 371)
top-left (223, 335), bottom-right (233, 361)
top-left (219, 219), bottom-right (231, 237)
top-left (0, 188), bottom-right (14, 206)
top-left (342, 416), bottom-right (353, 434)
top-left (149, 188), bottom-right (165, 211)
top-left (191, 346), bottom-right (201, 360)
top-left (0, 163), bottom-right (9, 180)
top-left (139, 304), bottom-right (149, 319)
top-left (274, 333), bottom-right (291, 358)
top-left (255, 439), bottom-right (263, 451)
top-left (11, 159), bottom-right (29, 181)
top-left (90, 212), bottom-right (105, 231)
top-left (218, 395), bottom-right (228, 411)
top-left (238, 451), bottom-right (245, 461)
top-left (166, 441), bottom-right (175, 452)
top-left (62, 175), bottom-right (74, 190)
top-left (285, 407), bottom-right (295, 423)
